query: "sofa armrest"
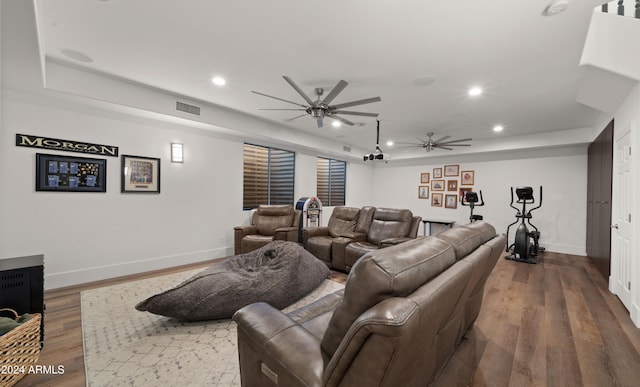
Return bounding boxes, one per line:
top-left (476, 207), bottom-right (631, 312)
top-left (303, 226), bottom-right (330, 243)
top-left (323, 297), bottom-right (419, 386)
top-left (379, 236), bottom-right (412, 248)
top-left (233, 302), bottom-right (326, 386)
top-left (338, 231), bottom-right (367, 240)
top-left (234, 225), bottom-right (257, 254)
top-left (274, 226), bottom-right (299, 242)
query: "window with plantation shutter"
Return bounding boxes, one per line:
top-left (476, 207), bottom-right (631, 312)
top-left (243, 143), bottom-right (295, 210)
top-left (316, 157), bottom-right (346, 206)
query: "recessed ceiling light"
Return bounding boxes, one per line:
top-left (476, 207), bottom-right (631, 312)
top-left (468, 87), bottom-right (483, 97)
top-left (211, 76), bottom-right (226, 86)
top-left (493, 125), bottom-right (504, 132)
top-left (332, 121), bottom-right (341, 128)
top-left (386, 140), bottom-right (394, 147)
top-left (542, 0), bottom-right (569, 16)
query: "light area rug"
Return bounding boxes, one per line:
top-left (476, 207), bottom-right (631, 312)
top-left (81, 268), bottom-right (344, 386)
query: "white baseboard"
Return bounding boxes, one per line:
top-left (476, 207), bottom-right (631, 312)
top-left (538, 242), bottom-right (586, 256)
top-left (44, 246), bottom-right (233, 290)
top-left (632, 303), bottom-right (640, 329)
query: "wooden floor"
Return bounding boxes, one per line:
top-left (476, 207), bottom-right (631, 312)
top-left (15, 251), bottom-right (640, 386)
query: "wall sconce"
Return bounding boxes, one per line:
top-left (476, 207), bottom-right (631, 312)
top-left (171, 143), bottom-right (184, 163)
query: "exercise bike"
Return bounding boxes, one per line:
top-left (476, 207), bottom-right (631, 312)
top-left (461, 190), bottom-right (484, 222)
top-left (505, 186), bottom-right (545, 264)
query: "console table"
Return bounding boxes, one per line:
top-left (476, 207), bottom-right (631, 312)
top-left (421, 219), bottom-right (455, 236)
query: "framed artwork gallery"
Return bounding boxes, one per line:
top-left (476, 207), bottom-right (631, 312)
top-left (444, 164), bottom-right (459, 177)
top-left (431, 179), bottom-right (445, 191)
top-left (419, 185), bottom-right (430, 199)
top-left (461, 170), bottom-right (475, 185)
top-left (445, 194), bottom-right (458, 209)
top-left (121, 154), bottom-right (161, 193)
top-left (431, 193), bottom-right (443, 207)
top-left (420, 172), bottom-right (430, 184)
top-left (35, 153), bottom-right (106, 192)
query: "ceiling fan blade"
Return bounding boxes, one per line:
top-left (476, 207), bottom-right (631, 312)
top-left (332, 115), bottom-right (356, 126)
top-left (330, 96), bottom-right (382, 110)
top-left (284, 113), bottom-right (309, 122)
top-left (438, 146), bottom-right (454, 150)
top-left (434, 135), bottom-right (451, 143)
top-left (439, 138), bottom-right (473, 144)
top-left (321, 80), bottom-right (348, 105)
top-left (252, 91), bottom-right (308, 108)
top-left (317, 118), bottom-right (324, 128)
top-left (332, 110), bottom-right (379, 117)
top-left (259, 108), bottom-right (306, 111)
top-left (439, 143), bottom-right (471, 147)
top-left (282, 76), bottom-right (315, 106)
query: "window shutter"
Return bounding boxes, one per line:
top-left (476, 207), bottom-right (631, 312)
top-left (243, 143), bottom-right (295, 209)
top-left (316, 157), bottom-right (345, 206)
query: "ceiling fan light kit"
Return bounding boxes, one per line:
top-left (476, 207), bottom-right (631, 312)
top-left (253, 76), bottom-right (381, 128)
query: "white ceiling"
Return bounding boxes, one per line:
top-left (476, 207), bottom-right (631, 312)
top-left (35, 0), bottom-right (608, 157)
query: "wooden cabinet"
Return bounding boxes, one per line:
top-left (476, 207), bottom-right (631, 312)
top-left (586, 121), bottom-right (613, 278)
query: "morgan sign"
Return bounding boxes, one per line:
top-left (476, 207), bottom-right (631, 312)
top-left (15, 134), bottom-right (119, 157)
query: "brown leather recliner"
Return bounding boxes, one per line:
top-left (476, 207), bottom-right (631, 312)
top-left (234, 205), bottom-right (301, 254)
top-left (343, 207), bottom-right (421, 271)
top-left (233, 221), bottom-right (506, 387)
top-left (302, 206), bottom-right (375, 271)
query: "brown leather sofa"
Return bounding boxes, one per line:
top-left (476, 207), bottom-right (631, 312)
top-left (233, 221), bottom-right (506, 387)
top-left (342, 207), bottom-right (421, 272)
top-left (234, 205), bottom-right (301, 254)
top-left (302, 206), bottom-right (375, 271)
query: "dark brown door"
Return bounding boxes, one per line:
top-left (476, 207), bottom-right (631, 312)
top-left (587, 120), bottom-right (613, 278)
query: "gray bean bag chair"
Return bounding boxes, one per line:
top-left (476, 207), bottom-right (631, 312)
top-left (135, 241), bottom-right (330, 321)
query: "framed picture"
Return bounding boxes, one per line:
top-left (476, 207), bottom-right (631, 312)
top-left (431, 179), bottom-right (445, 191)
top-left (445, 194), bottom-right (458, 209)
top-left (121, 155), bottom-right (161, 193)
top-left (447, 180), bottom-right (458, 191)
top-left (459, 187), bottom-right (472, 202)
top-left (461, 170), bottom-right (475, 185)
top-left (36, 153), bottom-right (106, 192)
top-left (431, 193), bottom-right (443, 207)
top-left (444, 164), bottom-right (459, 177)
top-left (418, 185), bottom-right (430, 199)
top-left (433, 168), bottom-right (442, 178)
top-left (420, 172), bottom-right (430, 184)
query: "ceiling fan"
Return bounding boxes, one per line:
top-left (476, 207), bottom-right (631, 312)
top-left (397, 132), bottom-right (472, 152)
top-left (252, 76), bottom-right (381, 128)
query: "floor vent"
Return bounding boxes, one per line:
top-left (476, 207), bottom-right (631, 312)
top-left (176, 101), bottom-right (201, 116)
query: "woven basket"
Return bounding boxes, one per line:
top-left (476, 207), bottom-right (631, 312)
top-left (0, 308), bottom-right (42, 387)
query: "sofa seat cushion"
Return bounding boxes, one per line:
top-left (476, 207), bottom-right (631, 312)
top-left (321, 236), bottom-right (456, 355)
top-left (306, 236), bottom-right (333, 263)
top-left (434, 221), bottom-right (497, 260)
top-left (135, 241), bottom-right (329, 321)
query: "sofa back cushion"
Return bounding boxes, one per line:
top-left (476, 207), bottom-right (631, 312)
top-left (355, 206), bottom-right (375, 234)
top-left (321, 236), bottom-right (456, 356)
top-left (367, 208), bottom-right (413, 245)
top-left (434, 221), bottom-right (497, 260)
top-left (253, 205), bottom-right (295, 236)
top-left (328, 207), bottom-right (360, 237)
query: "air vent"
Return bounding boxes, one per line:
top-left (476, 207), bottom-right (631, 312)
top-left (343, 145), bottom-right (351, 152)
top-left (176, 101), bottom-right (201, 116)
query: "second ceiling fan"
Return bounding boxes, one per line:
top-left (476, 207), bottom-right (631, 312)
top-left (252, 76), bottom-right (381, 128)
top-left (397, 132), bottom-right (472, 152)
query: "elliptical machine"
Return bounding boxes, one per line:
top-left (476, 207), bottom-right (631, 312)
top-left (505, 186), bottom-right (544, 264)
top-left (461, 190), bottom-right (484, 222)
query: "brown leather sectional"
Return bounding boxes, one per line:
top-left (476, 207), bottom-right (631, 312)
top-left (303, 206), bottom-right (421, 272)
top-left (233, 221), bottom-right (506, 386)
